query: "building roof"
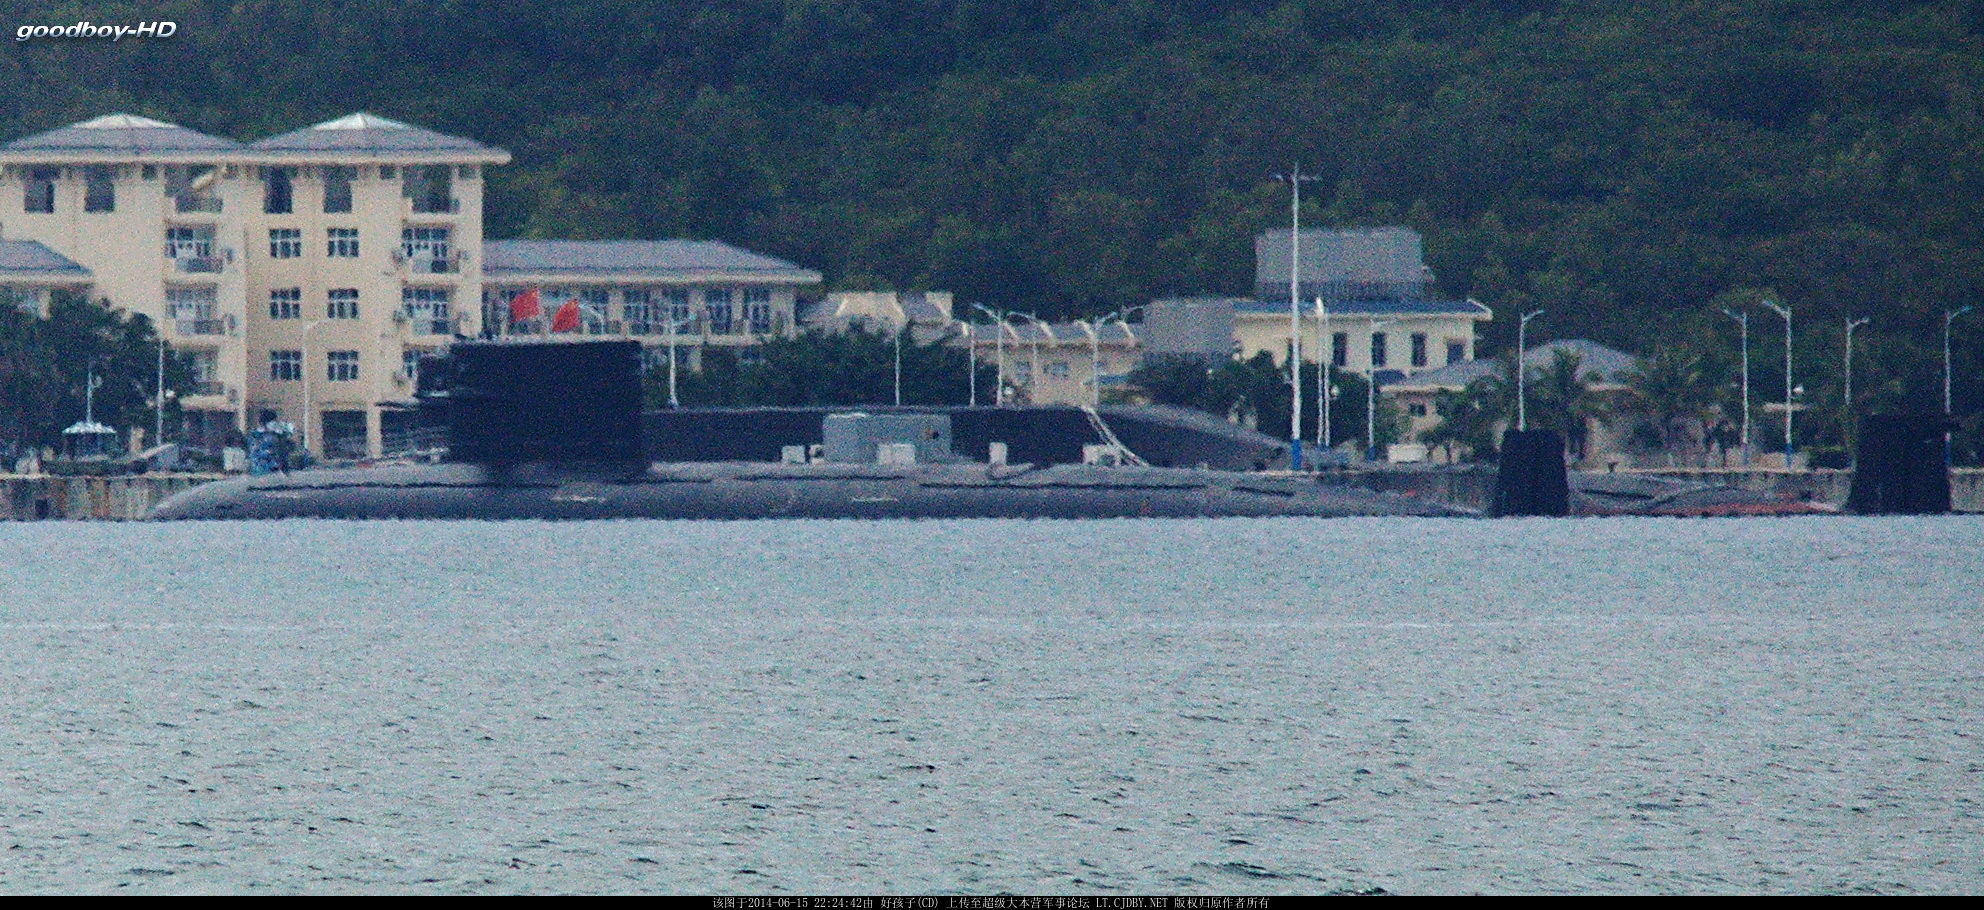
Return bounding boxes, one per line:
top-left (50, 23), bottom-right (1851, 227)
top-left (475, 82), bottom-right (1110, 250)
top-left (0, 113), bottom-right (242, 157)
top-left (975, 320), bottom-right (1138, 345)
top-left (1392, 338), bottom-right (1638, 390)
top-left (0, 240), bottom-right (90, 276)
top-left (1232, 296), bottom-right (1488, 316)
top-left (250, 112), bottom-right (506, 158)
top-left (483, 240), bottom-right (823, 282)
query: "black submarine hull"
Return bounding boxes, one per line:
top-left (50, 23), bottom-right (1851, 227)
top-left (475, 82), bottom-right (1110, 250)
top-left (149, 461), bottom-right (1472, 520)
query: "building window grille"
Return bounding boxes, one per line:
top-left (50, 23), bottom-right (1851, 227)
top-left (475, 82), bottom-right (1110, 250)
top-left (622, 289), bottom-right (655, 326)
top-left (270, 349), bottom-right (302, 381)
top-left (403, 165), bottom-right (455, 213)
top-left (1370, 332), bottom-right (1388, 369)
top-left (323, 165), bottom-right (354, 213)
top-left (1332, 332), bottom-right (1348, 368)
top-left (326, 350), bottom-right (360, 382)
top-left (263, 167), bottom-right (295, 214)
top-left (327, 227), bottom-right (359, 258)
top-left (24, 167), bottom-right (56, 213)
top-left (167, 286), bottom-right (216, 326)
top-left (83, 165), bottom-right (115, 213)
top-left (328, 288), bottom-right (359, 319)
top-left (1447, 340), bottom-right (1466, 365)
top-left (743, 288), bottom-right (772, 334)
top-left (399, 226), bottom-right (452, 271)
top-left (165, 226), bottom-right (214, 259)
top-left (403, 349), bottom-right (423, 382)
top-left (269, 228), bottom-right (302, 259)
top-left (1411, 332), bottom-right (1428, 368)
top-left (705, 288), bottom-right (734, 334)
top-left (665, 288), bottom-right (692, 325)
top-left (269, 287), bottom-right (302, 320)
top-left (402, 286), bottom-right (452, 335)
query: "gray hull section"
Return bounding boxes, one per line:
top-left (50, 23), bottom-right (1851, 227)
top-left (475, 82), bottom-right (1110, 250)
top-left (149, 462), bottom-right (1472, 520)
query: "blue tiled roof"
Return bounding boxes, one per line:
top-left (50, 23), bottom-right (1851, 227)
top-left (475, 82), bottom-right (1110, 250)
top-left (0, 240), bottom-right (89, 275)
top-left (484, 240), bottom-right (821, 280)
top-left (1233, 296), bottom-right (1484, 315)
top-left (251, 112), bottom-right (501, 156)
top-left (2, 113), bottom-right (240, 156)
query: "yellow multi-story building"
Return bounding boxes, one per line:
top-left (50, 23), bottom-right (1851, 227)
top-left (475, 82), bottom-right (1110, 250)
top-left (0, 112), bottom-right (822, 458)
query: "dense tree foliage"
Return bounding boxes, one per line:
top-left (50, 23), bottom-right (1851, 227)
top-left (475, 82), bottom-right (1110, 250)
top-left (654, 325), bottom-right (992, 407)
top-left (1130, 353), bottom-right (1401, 451)
top-left (0, 294), bottom-right (186, 457)
top-left (6, 1), bottom-right (1984, 440)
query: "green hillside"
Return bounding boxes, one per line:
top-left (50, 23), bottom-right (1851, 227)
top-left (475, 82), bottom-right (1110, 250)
top-left (4, 1), bottom-right (1982, 388)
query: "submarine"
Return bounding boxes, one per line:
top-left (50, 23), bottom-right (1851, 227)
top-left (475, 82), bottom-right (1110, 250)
top-left (150, 339), bottom-right (1470, 521)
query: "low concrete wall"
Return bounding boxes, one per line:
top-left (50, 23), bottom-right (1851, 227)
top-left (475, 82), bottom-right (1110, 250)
top-left (1623, 467), bottom-right (1984, 513)
top-left (1, 473), bottom-right (223, 521)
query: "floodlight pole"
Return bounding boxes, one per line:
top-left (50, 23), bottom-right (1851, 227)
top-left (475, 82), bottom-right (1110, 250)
top-left (1517, 309), bottom-right (1543, 431)
top-left (1317, 298), bottom-right (1331, 449)
top-left (1761, 300), bottom-right (1793, 465)
top-left (1723, 308), bottom-right (1751, 467)
top-left (1274, 165), bottom-right (1318, 470)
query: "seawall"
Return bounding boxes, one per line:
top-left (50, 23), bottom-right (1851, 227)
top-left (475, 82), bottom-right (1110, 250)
top-left (2, 473), bottom-right (224, 521)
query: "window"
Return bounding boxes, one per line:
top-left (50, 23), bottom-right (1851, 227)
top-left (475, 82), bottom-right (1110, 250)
top-left (24, 167), bottom-right (56, 213)
top-left (1370, 332), bottom-right (1388, 368)
top-left (165, 226), bottom-right (213, 259)
top-left (400, 226), bottom-right (452, 272)
top-left (269, 349), bottom-right (302, 381)
top-left (328, 288), bottom-right (359, 319)
top-left (262, 167), bottom-right (295, 214)
top-left (141, 165), bottom-right (157, 180)
top-left (665, 288), bottom-right (692, 325)
top-left (1411, 332), bottom-right (1428, 368)
top-left (1407, 403), bottom-right (1428, 417)
top-left (579, 288), bottom-right (609, 331)
top-left (622, 289), bottom-right (655, 326)
top-left (1332, 332), bottom-right (1348, 368)
top-left (166, 165), bottom-right (221, 213)
top-left (327, 227), bottom-right (359, 258)
top-left (326, 350), bottom-right (359, 382)
top-left (403, 349), bottom-right (423, 382)
top-left (379, 165), bottom-right (396, 179)
top-left (269, 287), bottom-right (301, 319)
top-left (705, 288), bottom-right (734, 334)
top-left (83, 166), bottom-right (115, 213)
top-left (322, 165), bottom-right (354, 213)
top-left (1447, 340), bottom-right (1466, 365)
top-left (743, 287), bottom-right (772, 334)
top-left (403, 165), bottom-right (454, 213)
top-left (269, 228), bottom-right (301, 259)
top-left (402, 287), bottom-right (452, 335)
top-left (1047, 361), bottom-right (1070, 379)
top-left (167, 286), bottom-right (217, 325)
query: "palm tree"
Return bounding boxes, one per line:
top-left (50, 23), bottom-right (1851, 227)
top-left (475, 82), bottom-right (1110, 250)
top-left (1526, 348), bottom-right (1609, 462)
top-left (1620, 347), bottom-right (1716, 466)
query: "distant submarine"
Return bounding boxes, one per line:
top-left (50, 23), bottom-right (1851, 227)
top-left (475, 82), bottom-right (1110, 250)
top-left (150, 340), bottom-right (1469, 521)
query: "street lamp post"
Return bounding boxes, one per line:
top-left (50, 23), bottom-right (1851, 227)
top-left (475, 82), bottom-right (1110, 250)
top-left (1076, 319), bottom-right (1101, 409)
top-left (1844, 316), bottom-right (1869, 451)
top-left (1368, 318), bottom-right (1396, 461)
top-left (964, 322), bottom-right (976, 406)
top-left (300, 319), bottom-right (328, 453)
top-left (1723, 308), bottom-right (1751, 467)
top-left (664, 314), bottom-right (696, 408)
top-left (1274, 165), bottom-right (1318, 470)
top-left (970, 303), bottom-right (1007, 405)
top-left (1760, 300), bottom-right (1793, 466)
top-left (1013, 312), bottom-right (1043, 402)
top-left (893, 320), bottom-right (903, 407)
top-left (1947, 305), bottom-right (1972, 467)
top-left (1317, 297), bottom-right (1331, 450)
top-left (1517, 309), bottom-right (1543, 431)
top-left (155, 337), bottom-right (167, 447)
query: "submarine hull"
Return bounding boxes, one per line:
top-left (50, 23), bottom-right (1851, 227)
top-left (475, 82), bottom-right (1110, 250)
top-left (149, 461), bottom-right (1472, 520)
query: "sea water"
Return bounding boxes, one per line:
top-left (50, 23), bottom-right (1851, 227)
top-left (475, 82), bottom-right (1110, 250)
top-left (0, 517), bottom-right (1979, 894)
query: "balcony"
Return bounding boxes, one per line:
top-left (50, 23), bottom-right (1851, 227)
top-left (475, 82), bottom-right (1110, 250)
top-left (403, 196), bottom-right (461, 217)
top-left (184, 380), bottom-right (226, 397)
top-left (394, 249), bottom-right (466, 275)
top-left (172, 194), bottom-right (223, 215)
top-left (394, 308), bottom-right (459, 336)
top-left (171, 315), bottom-right (235, 338)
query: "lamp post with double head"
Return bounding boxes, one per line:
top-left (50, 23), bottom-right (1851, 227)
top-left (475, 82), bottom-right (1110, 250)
top-left (970, 303), bottom-right (1007, 405)
top-left (1012, 312), bottom-right (1043, 402)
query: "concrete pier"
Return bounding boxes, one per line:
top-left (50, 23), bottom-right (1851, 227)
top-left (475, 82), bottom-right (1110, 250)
top-left (2, 473), bottom-right (224, 521)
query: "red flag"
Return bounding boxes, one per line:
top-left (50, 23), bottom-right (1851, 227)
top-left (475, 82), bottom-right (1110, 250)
top-left (507, 288), bottom-right (541, 323)
top-left (550, 299), bottom-right (580, 333)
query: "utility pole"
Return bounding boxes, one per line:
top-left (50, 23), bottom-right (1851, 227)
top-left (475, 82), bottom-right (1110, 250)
top-left (965, 322), bottom-right (976, 406)
top-left (1368, 318), bottom-right (1396, 461)
top-left (155, 337), bottom-right (167, 447)
top-left (1844, 316), bottom-right (1869, 452)
top-left (1274, 165), bottom-right (1318, 470)
top-left (1761, 300), bottom-right (1793, 466)
top-left (1947, 306), bottom-right (1972, 467)
top-left (1517, 309), bottom-right (1543, 431)
top-left (1317, 297), bottom-right (1331, 450)
top-left (1723, 308), bottom-right (1750, 467)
